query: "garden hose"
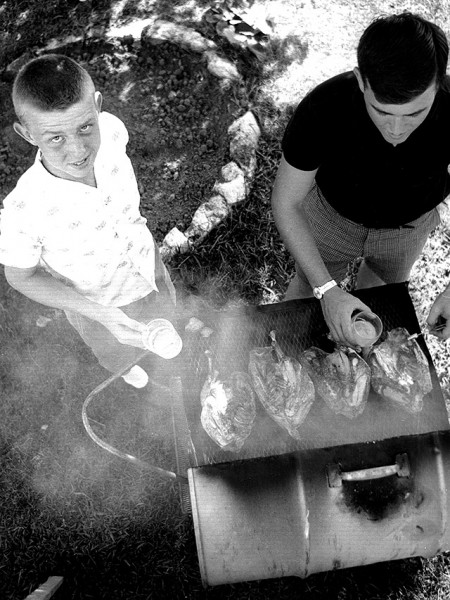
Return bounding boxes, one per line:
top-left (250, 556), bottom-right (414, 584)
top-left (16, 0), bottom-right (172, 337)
top-left (81, 350), bottom-right (188, 485)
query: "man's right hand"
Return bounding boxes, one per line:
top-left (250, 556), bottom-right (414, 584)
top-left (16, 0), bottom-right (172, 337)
top-left (96, 306), bottom-right (147, 349)
top-left (320, 285), bottom-right (378, 349)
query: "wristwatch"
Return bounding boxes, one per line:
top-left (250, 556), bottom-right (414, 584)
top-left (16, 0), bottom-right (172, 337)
top-left (313, 279), bottom-right (337, 299)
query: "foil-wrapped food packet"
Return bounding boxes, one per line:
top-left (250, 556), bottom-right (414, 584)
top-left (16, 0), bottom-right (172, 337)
top-left (248, 331), bottom-right (315, 439)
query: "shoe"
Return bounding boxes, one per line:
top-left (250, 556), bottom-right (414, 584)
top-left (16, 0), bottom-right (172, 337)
top-left (122, 365), bottom-right (149, 388)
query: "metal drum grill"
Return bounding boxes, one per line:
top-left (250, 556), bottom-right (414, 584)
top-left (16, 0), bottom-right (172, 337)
top-left (167, 283), bottom-right (450, 587)
top-left (83, 282), bottom-right (450, 587)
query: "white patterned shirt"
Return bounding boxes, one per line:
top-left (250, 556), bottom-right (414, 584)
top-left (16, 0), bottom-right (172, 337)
top-left (0, 112), bottom-right (159, 307)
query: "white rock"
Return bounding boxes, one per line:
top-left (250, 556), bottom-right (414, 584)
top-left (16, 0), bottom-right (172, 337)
top-left (141, 20), bottom-right (216, 53)
top-left (228, 111), bottom-right (261, 178)
top-left (204, 50), bottom-right (241, 81)
top-left (161, 227), bottom-right (191, 257)
top-left (213, 162), bottom-right (246, 205)
top-left (185, 195), bottom-right (229, 239)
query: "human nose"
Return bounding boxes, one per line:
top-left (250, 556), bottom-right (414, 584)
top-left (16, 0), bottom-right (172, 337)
top-left (388, 116), bottom-right (405, 135)
top-left (66, 135), bottom-right (86, 158)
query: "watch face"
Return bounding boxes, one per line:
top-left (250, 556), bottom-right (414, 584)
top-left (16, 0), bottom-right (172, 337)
top-left (313, 287), bottom-right (322, 299)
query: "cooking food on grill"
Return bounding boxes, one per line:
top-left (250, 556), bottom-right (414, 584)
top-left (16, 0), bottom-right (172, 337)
top-left (368, 327), bottom-right (433, 413)
top-left (200, 350), bottom-right (256, 452)
top-left (248, 330), bottom-right (315, 439)
top-left (302, 346), bottom-right (371, 419)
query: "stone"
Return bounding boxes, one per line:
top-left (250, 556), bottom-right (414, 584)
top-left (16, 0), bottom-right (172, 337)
top-left (228, 111), bottom-right (261, 178)
top-left (213, 162), bottom-right (246, 205)
top-left (141, 20), bottom-right (216, 53)
top-left (160, 227), bottom-right (191, 259)
top-left (204, 50), bottom-right (241, 82)
top-left (185, 195), bottom-right (230, 240)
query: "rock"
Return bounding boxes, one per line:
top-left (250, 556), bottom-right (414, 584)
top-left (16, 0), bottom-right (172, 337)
top-left (228, 111), bottom-right (261, 178)
top-left (204, 50), bottom-right (241, 82)
top-left (213, 162), bottom-right (246, 205)
top-left (160, 227), bottom-right (191, 260)
top-left (220, 161), bottom-right (243, 183)
top-left (184, 195), bottom-right (229, 240)
top-left (141, 20), bottom-right (216, 53)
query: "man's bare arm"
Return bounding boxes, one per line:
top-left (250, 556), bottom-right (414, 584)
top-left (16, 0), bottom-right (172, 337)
top-left (271, 157), bottom-right (327, 288)
top-left (4, 265), bottom-right (146, 348)
top-left (271, 156), bottom-right (376, 347)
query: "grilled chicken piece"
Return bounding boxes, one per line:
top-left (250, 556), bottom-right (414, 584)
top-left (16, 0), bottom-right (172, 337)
top-left (302, 346), bottom-right (371, 419)
top-left (368, 327), bottom-right (432, 413)
top-left (248, 331), bottom-right (315, 439)
top-left (200, 351), bottom-right (256, 452)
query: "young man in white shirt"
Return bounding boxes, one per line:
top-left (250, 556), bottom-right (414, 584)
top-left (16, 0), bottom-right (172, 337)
top-left (0, 54), bottom-right (176, 388)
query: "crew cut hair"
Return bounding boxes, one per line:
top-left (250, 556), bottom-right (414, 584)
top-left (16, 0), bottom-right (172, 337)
top-left (357, 12), bottom-right (449, 103)
top-left (13, 54), bottom-right (91, 120)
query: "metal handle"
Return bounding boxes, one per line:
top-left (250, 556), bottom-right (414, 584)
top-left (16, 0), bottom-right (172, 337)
top-left (327, 453), bottom-right (410, 488)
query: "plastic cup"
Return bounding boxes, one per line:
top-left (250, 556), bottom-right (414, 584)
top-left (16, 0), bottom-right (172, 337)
top-left (141, 318), bottom-right (183, 359)
top-left (351, 310), bottom-right (383, 348)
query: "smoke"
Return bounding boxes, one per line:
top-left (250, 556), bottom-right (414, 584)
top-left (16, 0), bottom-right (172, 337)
top-left (0, 287), bottom-right (182, 518)
top-left (1, 274), bottom-right (279, 517)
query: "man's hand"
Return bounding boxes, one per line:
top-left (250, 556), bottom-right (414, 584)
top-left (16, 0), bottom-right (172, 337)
top-left (96, 306), bottom-right (147, 349)
top-left (321, 286), bottom-right (379, 349)
top-left (5, 266), bottom-right (148, 348)
top-left (427, 288), bottom-right (450, 340)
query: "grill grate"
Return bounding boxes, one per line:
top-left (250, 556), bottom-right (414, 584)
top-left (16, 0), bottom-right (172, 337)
top-left (175, 283), bottom-right (449, 467)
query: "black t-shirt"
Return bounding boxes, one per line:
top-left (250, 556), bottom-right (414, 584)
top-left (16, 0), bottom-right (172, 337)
top-left (282, 71), bottom-right (450, 227)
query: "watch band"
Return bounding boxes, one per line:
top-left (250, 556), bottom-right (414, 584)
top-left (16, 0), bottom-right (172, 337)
top-left (313, 279), bottom-right (337, 299)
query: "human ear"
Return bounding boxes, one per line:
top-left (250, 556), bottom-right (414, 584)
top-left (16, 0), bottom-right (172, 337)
top-left (94, 91), bottom-right (103, 113)
top-left (13, 122), bottom-right (37, 146)
top-left (353, 67), bottom-right (365, 93)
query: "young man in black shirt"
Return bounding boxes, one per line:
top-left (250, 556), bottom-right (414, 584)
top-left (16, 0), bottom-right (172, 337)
top-left (272, 12), bottom-right (450, 346)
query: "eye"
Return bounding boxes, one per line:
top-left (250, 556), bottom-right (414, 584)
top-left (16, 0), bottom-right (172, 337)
top-left (80, 124), bottom-right (92, 133)
top-left (50, 135), bottom-right (63, 144)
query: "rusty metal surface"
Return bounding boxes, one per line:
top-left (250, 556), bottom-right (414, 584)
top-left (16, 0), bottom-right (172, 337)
top-left (177, 283), bottom-right (449, 467)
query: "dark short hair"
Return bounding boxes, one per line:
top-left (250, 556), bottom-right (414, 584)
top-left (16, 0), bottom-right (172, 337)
top-left (357, 12), bottom-right (449, 103)
top-left (13, 54), bottom-right (91, 120)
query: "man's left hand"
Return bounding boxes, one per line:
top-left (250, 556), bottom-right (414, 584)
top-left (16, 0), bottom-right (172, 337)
top-left (427, 286), bottom-right (450, 340)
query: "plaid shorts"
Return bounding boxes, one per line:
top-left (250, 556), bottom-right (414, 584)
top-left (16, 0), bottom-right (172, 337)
top-left (295, 183), bottom-right (441, 285)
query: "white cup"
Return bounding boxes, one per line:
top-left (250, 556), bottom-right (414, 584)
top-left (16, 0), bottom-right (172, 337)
top-left (141, 318), bottom-right (183, 359)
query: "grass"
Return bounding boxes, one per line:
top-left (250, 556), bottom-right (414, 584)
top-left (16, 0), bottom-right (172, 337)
top-left (1, 1), bottom-right (450, 599)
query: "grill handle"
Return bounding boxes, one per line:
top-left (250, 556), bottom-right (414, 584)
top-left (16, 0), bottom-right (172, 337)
top-left (327, 453), bottom-right (410, 488)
